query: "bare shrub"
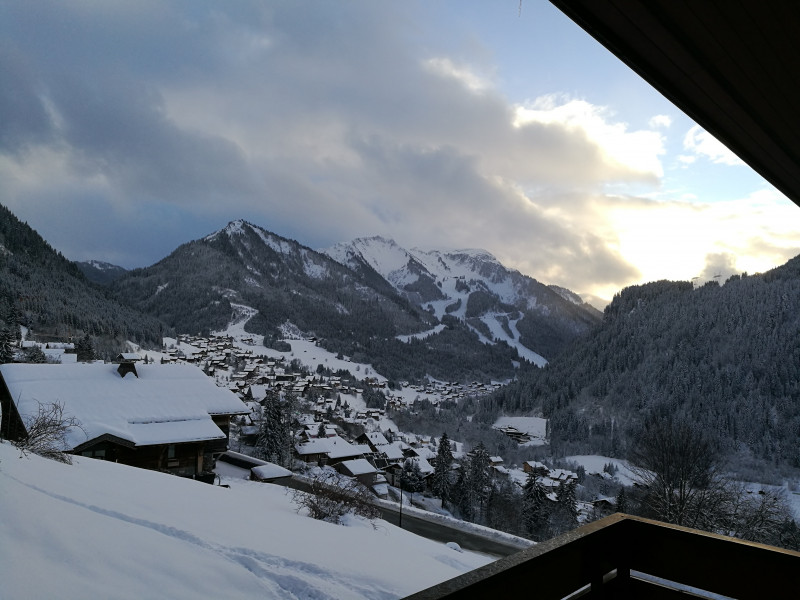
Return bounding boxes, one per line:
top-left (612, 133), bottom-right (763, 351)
top-left (291, 471), bottom-right (379, 524)
top-left (14, 401), bottom-right (84, 464)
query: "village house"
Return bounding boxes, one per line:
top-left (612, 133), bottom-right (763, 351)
top-left (335, 458), bottom-right (379, 488)
top-left (523, 460), bottom-right (549, 476)
top-left (0, 362), bottom-right (248, 478)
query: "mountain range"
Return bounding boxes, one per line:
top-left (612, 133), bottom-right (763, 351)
top-left (107, 220), bottom-right (601, 382)
top-left (5, 203), bottom-right (800, 477)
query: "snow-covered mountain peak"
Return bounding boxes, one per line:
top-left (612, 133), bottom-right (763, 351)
top-left (444, 248), bottom-right (497, 262)
top-left (205, 220), bottom-right (303, 258)
top-left (324, 236), bottom-right (415, 281)
top-left (85, 260), bottom-right (120, 271)
top-left (205, 219), bottom-right (249, 241)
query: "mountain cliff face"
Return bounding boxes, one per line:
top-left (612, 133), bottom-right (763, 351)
top-left (324, 236), bottom-right (602, 365)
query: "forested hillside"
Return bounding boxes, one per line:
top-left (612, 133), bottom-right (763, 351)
top-left (480, 262), bottom-right (800, 473)
top-left (0, 204), bottom-right (166, 346)
top-left (76, 260), bottom-right (128, 285)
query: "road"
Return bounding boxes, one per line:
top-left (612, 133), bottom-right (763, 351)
top-left (280, 474), bottom-right (529, 557)
top-left (374, 504), bottom-right (528, 557)
top-left (217, 455), bottom-right (530, 557)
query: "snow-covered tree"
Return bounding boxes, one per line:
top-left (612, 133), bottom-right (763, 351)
top-left (23, 345), bottom-right (47, 364)
top-left (75, 333), bottom-right (96, 362)
top-left (254, 390), bottom-right (297, 468)
top-left (521, 471), bottom-right (549, 539)
top-left (0, 327), bottom-right (15, 363)
top-left (616, 487), bottom-right (628, 514)
top-left (432, 432), bottom-right (454, 509)
top-left (551, 479), bottom-right (579, 535)
top-left (400, 458), bottom-right (426, 506)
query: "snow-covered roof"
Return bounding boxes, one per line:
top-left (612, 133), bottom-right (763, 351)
top-left (339, 459), bottom-right (377, 476)
top-left (413, 457), bottom-right (434, 476)
top-left (251, 464), bottom-right (293, 480)
top-left (410, 446), bottom-right (436, 460)
top-left (364, 432), bottom-right (389, 446)
top-left (0, 363), bottom-right (248, 450)
top-left (550, 468), bottom-right (578, 481)
top-left (248, 385), bottom-right (269, 399)
top-left (377, 442), bottom-right (405, 461)
top-left (294, 436), bottom-right (369, 460)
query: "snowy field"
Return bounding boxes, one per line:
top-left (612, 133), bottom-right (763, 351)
top-left (0, 442), bottom-right (492, 599)
top-left (493, 415), bottom-right (548, 446)
top-left (564, 455), bottom-right (639, 487)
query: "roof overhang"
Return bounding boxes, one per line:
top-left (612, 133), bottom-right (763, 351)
top-left (550, 0), bottom-right (800, 207)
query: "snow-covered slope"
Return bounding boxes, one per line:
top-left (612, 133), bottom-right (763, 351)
top-left (0, 442), bottom-right (491, 599)
top-left (323, 237), bottom-right (601, 364)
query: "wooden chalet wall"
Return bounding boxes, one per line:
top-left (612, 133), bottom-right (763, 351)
top-left (76, 438), bottom-right (205, 476)
top-left (0, 377), bottom-right (27, 442)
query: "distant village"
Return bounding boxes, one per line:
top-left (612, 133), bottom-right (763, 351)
top-left (2, 331), bottom-right (601, 530)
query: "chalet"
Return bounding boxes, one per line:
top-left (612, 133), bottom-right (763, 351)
top-left (250, 463), bottom-right (293, 483)
top-left (0, 363), bottom-right (248, 477)
top-left (523, 460), bottom-right (549, 476)
top-left (496, 425), bottom-right (532, 444)
top-left (383, 456), bottom-right (434, 487)
top-left (355, 431), bottom-right (390, 452)
top-left (489, 455), bottom-right (504, 467)
top-left (293, 435), bottom-right (370, 466)
top-left (335, 458), bottom-right (379, 488)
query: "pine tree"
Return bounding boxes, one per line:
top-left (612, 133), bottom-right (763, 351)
top-left (551, 479), bottom-right (579, 535)
top-left (0, 327), bottom-right (16, 363)
top-left (432, 432), bottom-right (455, 509)
top-left (23, 345), bottom-right (47, 363)
top-left (522, 471), bottom-right (549, 539)
top-left (399, 458), bottom-right (426, 506)
top-left (616, 487), bottom-right (628, 514)
top-left (76, 334), bottom-right (96, 362)
top-left (470, 442), bottom-right (491, 522)
top-left (6, 304), bottom-right (21, 343)
top-left (254, 390), bottom-right (297, 468)
top-left (453, 465), bottom-right (474, 521)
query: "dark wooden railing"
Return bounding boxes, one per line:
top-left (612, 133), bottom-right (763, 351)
top-left (406, 513), bottom-right (800, 599)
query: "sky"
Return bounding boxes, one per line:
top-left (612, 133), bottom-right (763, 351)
top-left (1, 0), bottom-right (799, 306)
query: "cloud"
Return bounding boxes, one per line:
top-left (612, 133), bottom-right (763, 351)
top-left (682, 125), bottom-right (744, 166)
top-left (0, 1), bottom-right (796, 309)
top-left (514, 95), bottom-right (666, 180)
top-left (648, 114), bottom-right (672, 129)
top-left (600, 188), bottom-right (800, 294)
top-left (698, 252), bottom-right (737, 283)
top-left (424, 58), bottom-right (492, 93)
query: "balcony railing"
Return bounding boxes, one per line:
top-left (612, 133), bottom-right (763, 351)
top-left (406, 513), bottom-right (800, 599)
